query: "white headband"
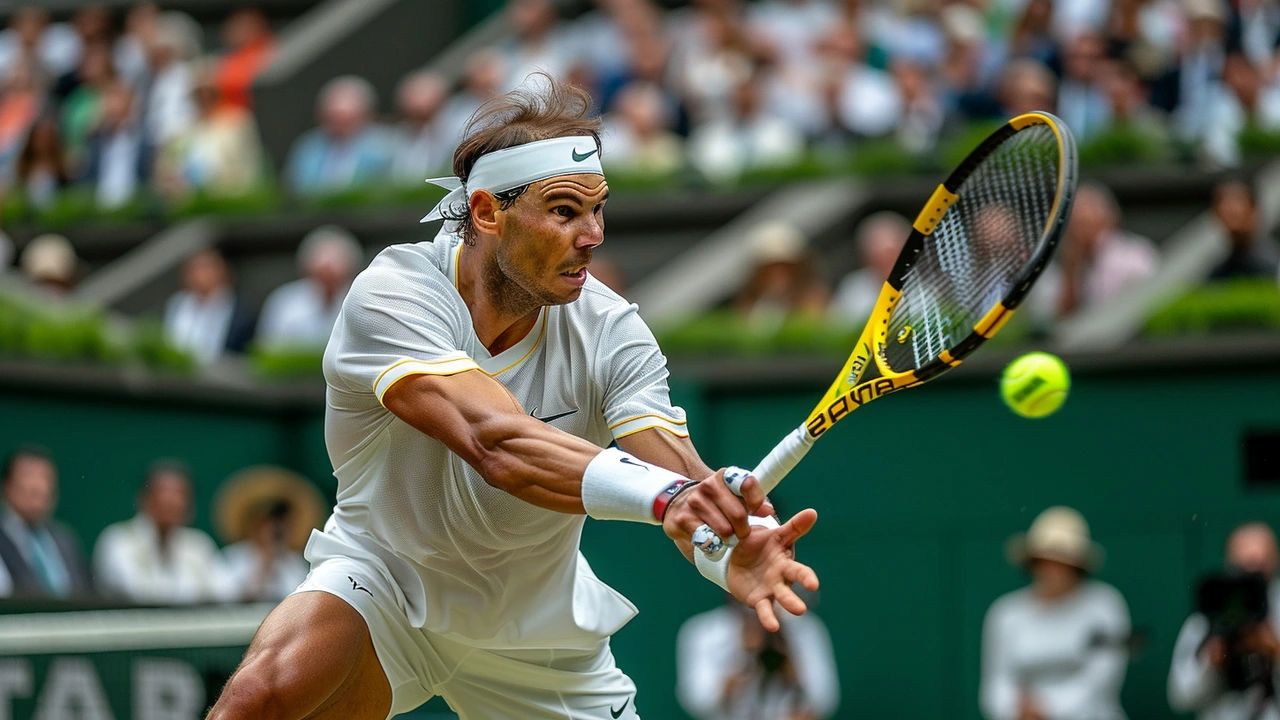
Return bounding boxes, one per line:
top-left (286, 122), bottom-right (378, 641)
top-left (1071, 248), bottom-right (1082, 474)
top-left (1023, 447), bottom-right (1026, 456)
top-left (420, 136), bottom-right (604, 229)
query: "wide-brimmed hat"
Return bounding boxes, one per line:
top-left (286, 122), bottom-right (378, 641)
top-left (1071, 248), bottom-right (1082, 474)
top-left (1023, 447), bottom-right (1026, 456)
top-left (214, 466), bottom-right (328, 552)
top-left (1006, 506), bottom-right (1105, 572)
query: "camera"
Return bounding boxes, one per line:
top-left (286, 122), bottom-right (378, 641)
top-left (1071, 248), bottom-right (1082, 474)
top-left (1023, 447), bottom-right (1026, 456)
top-left (1197, 570), bottom-right (1274, 692)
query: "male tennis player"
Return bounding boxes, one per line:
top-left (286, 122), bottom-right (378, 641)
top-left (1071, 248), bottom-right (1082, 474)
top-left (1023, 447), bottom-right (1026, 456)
top-left (208, 75), bottom-right (819, 720)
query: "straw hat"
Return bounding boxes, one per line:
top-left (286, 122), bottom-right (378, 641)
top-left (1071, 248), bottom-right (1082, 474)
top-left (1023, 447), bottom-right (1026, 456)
top-left (749, 221), bottom-right (807, 265)
top-left (1006, 506), bottom-right (1105, 572)
top-left (214, 466), bottom-right (328, 552)
top-left (20, 234), bottom-right (77, 285)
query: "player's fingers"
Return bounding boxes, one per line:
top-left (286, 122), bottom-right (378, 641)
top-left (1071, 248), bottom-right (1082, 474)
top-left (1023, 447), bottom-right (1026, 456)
top-left (778, 508), bottom-right (818, 545)
top-left (784, 561), bottom-right (820, 592)
top-left (739, 475), bottom-right (766, 514)
top-left (755, 598), bottom-right (780, 633)
top-left (702, 469), bottom-right (751, 539)
top-left (683, 493), bottom-right (735, 542)
top-left (756, 500), bottom-right (776, 519)
top-left (774, 582), bottom-right (809, 617)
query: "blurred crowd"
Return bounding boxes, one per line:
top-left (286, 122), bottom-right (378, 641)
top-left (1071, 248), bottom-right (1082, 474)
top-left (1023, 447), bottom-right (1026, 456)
top-left (0, 444), bottom-right (324, 605)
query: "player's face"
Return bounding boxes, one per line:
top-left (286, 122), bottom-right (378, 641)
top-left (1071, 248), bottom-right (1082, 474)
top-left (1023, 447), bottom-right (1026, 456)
top-left (499, 174), bottom-right (609, 305)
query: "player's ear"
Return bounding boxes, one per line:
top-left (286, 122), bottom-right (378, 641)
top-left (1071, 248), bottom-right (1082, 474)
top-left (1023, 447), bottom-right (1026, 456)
top-left (471, 190), bottom-right (501, 238)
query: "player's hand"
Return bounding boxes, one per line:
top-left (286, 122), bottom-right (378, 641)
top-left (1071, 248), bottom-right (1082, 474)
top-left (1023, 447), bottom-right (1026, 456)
top-left (726, 509), bottom-right (820, 632)
top-left (662, 468), bottom-right (772, 546)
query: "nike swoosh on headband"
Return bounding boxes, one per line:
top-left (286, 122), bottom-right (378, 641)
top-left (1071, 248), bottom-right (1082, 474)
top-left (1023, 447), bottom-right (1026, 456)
top-left (572, 148), bottom-right (599, 162)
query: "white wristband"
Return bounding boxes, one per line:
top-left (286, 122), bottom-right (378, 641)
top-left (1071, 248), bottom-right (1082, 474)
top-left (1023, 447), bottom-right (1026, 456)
top-left (581, 448), bottom-right (688, 525)
top-left (694, 515), bottom-right (781, 591)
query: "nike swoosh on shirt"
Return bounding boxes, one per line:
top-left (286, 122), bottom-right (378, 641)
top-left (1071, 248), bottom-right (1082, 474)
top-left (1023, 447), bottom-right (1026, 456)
top-left (610, 697), bottom-right (630, 718)
top-left (530, 407), bottom-right (579, 424)
top-left (572, 148), bottom-right (599, 162)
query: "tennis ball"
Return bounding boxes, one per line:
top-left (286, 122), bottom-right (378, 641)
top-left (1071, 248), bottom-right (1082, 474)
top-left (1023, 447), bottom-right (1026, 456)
top-left (1000, 352), bottom-right (1070, 418)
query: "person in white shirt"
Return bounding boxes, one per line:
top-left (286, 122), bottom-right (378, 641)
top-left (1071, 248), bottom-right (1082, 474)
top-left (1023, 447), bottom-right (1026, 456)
top-left (208, 74), bottom-right (820, 720)
top-left (93, 460), bottom-right (232, 605)
top-left (141, 12), bottom-right (200, 148)
top-left (163, 249), bottom-right (254, 365)
top-left (831, 211), bottom-right (910, 326)
top-left (256, 225), bottom-right (363, 350)
top-left (981, 507), bottom-right (1131, 720)
top-left (390, 71), bottom-right (451, 184)
top-left (1169, 522), bottom-right (1280, 720)
top-left (1050, 182), bottom-right (1160, 318)
top-left (689, 73), bottom-right (805, 184)
top-left (677, 595), bottom-right (839, 720)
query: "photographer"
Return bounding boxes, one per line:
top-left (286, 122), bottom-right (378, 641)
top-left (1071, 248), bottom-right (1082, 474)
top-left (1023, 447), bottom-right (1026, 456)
top-left (677, 593), bottom-right (839, 720)
top-left (1170, 522), bottom-right (1280, 720)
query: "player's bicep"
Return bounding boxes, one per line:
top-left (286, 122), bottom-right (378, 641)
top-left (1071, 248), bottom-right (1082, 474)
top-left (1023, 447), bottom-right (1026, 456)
top-left (616, 428), bottom-right (712, 481)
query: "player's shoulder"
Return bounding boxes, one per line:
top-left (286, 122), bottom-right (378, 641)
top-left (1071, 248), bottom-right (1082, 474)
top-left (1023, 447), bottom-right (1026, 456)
top-left (352, 232), bottom-right (460, 297)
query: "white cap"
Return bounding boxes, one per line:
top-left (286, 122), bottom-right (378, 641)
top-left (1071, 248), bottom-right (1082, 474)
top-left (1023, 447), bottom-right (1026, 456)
top-left (1006, 506), bottom-right (1105, 571)
top-left (20, 234), bottom-right (77, 284)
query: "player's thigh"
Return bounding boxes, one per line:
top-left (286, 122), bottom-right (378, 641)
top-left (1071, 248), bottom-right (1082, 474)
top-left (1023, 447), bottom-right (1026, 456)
top-left (209, 591), bottom-right (391, 720)
top-left (438, 637), bottom-right (639, 720)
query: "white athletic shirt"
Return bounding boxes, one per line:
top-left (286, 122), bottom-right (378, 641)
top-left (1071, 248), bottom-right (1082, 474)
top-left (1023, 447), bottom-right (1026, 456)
top-left (318, 229), bottom-right (689, 650)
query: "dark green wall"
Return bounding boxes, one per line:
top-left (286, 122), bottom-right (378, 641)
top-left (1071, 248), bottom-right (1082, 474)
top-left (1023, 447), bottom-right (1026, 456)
top-left (1, 363), bottom-right (1278, 719)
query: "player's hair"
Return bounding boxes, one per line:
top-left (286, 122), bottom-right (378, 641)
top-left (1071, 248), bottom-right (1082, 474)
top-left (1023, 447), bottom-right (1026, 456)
top-left (448, 72), bottom-right (603, 245)
top-left (2, 444), bottom-right (53, 486)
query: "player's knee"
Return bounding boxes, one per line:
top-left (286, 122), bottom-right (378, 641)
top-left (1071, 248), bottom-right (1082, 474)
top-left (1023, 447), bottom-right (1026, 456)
top-left (208, 654), bottom-right (297, 720)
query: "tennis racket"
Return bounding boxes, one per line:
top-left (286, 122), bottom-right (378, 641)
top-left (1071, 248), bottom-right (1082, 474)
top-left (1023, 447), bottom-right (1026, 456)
top-left (694, 112), bottom-right (1078, 559)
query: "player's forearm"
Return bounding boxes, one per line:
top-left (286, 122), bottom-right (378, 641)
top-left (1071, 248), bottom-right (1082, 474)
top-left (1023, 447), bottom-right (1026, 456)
top-left (469, 411), bottom-right (601, 513)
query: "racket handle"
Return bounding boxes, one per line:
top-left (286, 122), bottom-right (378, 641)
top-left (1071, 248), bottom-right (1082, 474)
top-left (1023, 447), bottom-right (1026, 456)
top-left (693, 425), bottom-right (815, 560)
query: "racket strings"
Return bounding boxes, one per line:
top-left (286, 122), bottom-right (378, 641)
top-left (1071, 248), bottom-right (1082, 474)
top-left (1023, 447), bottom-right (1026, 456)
top-left (886, 124), bottom-right (1060, 373)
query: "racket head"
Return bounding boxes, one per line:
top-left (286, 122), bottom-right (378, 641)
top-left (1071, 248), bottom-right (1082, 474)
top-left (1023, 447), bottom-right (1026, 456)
top-left (805, 112), bottom-right (1077, 438)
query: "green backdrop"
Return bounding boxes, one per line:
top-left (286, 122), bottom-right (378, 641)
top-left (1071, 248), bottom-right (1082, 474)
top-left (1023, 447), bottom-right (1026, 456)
top-left (0, 360), bottom-right (1277, 719)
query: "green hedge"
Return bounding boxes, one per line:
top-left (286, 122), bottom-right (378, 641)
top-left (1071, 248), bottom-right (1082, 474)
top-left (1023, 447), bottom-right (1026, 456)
top-left (1145, 279), bottom-right (1280, 336)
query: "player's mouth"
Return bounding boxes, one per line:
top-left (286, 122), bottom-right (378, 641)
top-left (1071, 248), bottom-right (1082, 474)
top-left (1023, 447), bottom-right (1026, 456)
top-left (559, 267), bottom-right (588, 287)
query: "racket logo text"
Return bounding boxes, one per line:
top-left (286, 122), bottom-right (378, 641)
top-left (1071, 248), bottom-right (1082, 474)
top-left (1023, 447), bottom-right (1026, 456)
top-left (806, 377), bottom-right (898, 437)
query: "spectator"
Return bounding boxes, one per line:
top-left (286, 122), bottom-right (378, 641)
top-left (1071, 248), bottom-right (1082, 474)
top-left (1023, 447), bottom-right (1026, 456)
top-left (999, 58), bottom-right (1058, 117)
top-left (0, 7), bottom-right (80, 82)
top-left (0, 446), bottom-right (94, 600)
top-left (92, 460), bottom-right (231, 605)
top-left (19, 233), bottom-right (78, 293)
top-left (733, 220), bottom-right (829, 326)
top-left (677, 594), bottom-right (840, 720)
top-left (256, 225), bottom-right (362, 350)
top-left (1175, 0), bottom-right (1229, 145)
top-left (154, 61), bottom-right (267, 200)
top-left (1056, 30), bottom-right (1112, 142)
top-left (15, 115), bottom-right (71, 210)
top-left (1097, 56), bottom-right (1170, 142)
top-left (389, 70), bottom-right (450, 184)
top-left (1169, 522), bottom-right (1280, 719)
top-left (670, 4), bottom-right (757, 125)
top-left (141, 11), bottom-right (200, 148)
top-left (1208, 179), bottom-right (1280, 280)
top-left (891, 56), bottom-right (946, 153)
top-left (830, 211), bottom-right (910, 325)
top-left (114, 3), bottom-right (160, 90)
top-left (214, 466), bottom-right (324, 603)
top-left (940, 2), bottom-right (1006, 122)
top-left (825, 23), bottom-right (903, 139)
top-left (1202, 52), bottom-right (1280, 168)
top-left (981, 507), bottom-right (1131, 720)
top-left (285, 75), bottom-right (392, 196)
top-left (162, 249), bottom-right (255, 365)
top-left (603, 81), bottom-right (684, 175)
top-left (499, 0), bottom-right (575, 92)
top-left (80, 80), bottom-right (149, 210)
top-left (1054, 182), bottom-right (1160, 317)
top-left (214, 8), bottom-right (274, 111)
top-left (51, 5), bottom-right (111, 102)
top-left (689, 73), bottom-right (805, 183)
top-left (59, 40), bottom-right (116, 172)
top-left (438, 51), bottom-right (506, 151)
top-left (0, 55), bottom-right (47, 182)
top-left (1009, 0), bottom-right (1058, 66)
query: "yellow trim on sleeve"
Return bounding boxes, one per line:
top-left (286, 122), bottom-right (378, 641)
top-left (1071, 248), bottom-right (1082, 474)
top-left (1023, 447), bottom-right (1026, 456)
top-left (607, 412), bottom-right (688, 430)
top-left (376, 363), bottom-right (482, 407)
top-left (373, 356), bottom-right (479, 393)
top-left (613, 423), bottom-right (691, 441)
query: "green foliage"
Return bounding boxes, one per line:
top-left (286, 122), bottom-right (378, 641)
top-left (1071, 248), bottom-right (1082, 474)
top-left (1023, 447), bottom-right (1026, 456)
top-left (1145, 279), bottom-right (1280, 336)
top-left (166, 186), bottom-right (282, 220)
top-left (132, 320), bottom-right (196, 372)
top-left (249, 345), bottom-right (325, 379)
top-left (656, 311), bottom-right (861, 357)
top-left (1077, 124), bottom-right (1172, 167)
top-left (1237, 124), bottom-right (1280, 158)
top-left (939, 120), bottom-right (1007, 171)
top-left (0, 294), bottom-right (195, 371)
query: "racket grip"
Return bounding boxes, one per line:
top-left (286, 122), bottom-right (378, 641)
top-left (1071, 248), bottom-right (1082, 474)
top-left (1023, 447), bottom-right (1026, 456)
top-left (750, 425), bottom-right (816, 494)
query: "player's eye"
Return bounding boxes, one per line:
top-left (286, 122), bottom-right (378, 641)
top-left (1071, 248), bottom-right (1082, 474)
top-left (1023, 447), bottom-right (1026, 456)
top-left (553, 206), bottom-right (576, 219)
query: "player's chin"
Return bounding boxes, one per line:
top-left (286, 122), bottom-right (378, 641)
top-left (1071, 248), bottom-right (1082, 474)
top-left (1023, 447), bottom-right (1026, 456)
top-left (552, 268), bottom-right (588, 300)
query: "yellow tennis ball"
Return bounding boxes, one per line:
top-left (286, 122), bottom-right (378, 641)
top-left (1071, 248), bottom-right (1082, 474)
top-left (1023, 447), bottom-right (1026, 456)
top-left (1001, 352), bottom-right (1070, 418)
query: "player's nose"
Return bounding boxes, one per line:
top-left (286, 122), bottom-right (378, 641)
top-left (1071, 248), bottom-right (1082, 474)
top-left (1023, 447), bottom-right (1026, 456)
top-left (576, 215), bottom-right (604, 249)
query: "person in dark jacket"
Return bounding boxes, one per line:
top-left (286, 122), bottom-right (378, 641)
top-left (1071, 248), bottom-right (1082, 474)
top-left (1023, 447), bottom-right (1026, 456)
top-left (0, 446), bottom-right (94, 600)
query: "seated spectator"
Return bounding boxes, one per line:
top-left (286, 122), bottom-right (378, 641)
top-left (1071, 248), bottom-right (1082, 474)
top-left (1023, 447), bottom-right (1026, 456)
top-left (141, 11), bottom-right (200, 148)
top-left (93, 460), bottom-right (231, 605)
top-left (891, 55), bottom-right (945, 153)
top-left (1169, 522), bottom-right (1280, 719)
top-left (59, 40), bottom-right (116, 173)
top-left (215, 466), bottom-right (324, 603)
top-left (689, 73), bottom-right (804, 183)
top-left (1174, 0), bottom-right (1228, 145)
top-left (114, 3), bottom-right (159, 90)
top-left (981, 507), bottom-right (1131, 720)
top-left (677, 593), bottom-right (839, 720)
top-left (79, 80), bottom-right (150, 210)
top-left (162, 249), bottom-right (255, 365)
top-left (603, 81), bottom-right (684, 175)
top-left (438, 51), bottom-right (506, 152)
top-left (257, 225), bottom-right (362, 350)
top-left (0, 446), bottom-right (94, 599)
top-left (734, 221), bottom-right (829, 327)
top-left (1008, 0), bottom-right (1057, 66)
top-left (214, 8), bottom-right (274, 111)
top-left (389, 71), bottom-right (450, 184)
top-left (51, 6), bottom-right (110, 102)
top-left (1207, 179), bottom-right (1280, 280)
top-left (285, 75), bottom-right (392, 196)
top-left (154, 61), bottom-right (267, 200)
top-left (18, 233), bottom-right (79, 293)
top-left (1097, 56), bottom-right (1170, 142)
top-left (670, 4), bottom-right (758, 125)
top-left (499, 0), bottom-right (575, 92)
top-left (0, 55), bottom-right (47, 181)
top-left (1054, 182), bottom-right (1160, 317)
top-left (1056, 30), bottom-right (1111, 143)
top-left (0, 7), bottom-right (80, 82)
top-left (999, 59), bottom-right (1058, 118)
top-left (1202, 53), bottom-right (1280, 168)
top-left (824, 23), bottom-right (902, 139)
top-left (830, 211), bottom-right (909, 325)
top-left (15, 115), bottom-right (70, 210)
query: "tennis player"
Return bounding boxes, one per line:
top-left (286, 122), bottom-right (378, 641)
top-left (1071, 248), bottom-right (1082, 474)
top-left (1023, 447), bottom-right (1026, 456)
top-left (208, 75), bottom-right (820, 720)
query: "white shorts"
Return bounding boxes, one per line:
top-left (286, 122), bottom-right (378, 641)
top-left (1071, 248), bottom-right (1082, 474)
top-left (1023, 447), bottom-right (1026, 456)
top-left (293, 555), bottom-right (641, 720)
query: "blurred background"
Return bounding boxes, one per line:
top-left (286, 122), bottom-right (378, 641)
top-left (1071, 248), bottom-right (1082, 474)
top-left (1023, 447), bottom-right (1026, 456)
top-left (0, 0), bottom-right (1276, 718)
